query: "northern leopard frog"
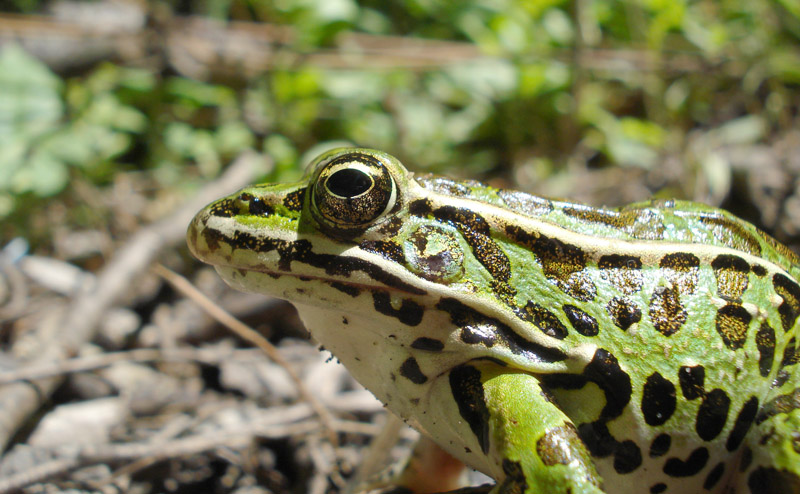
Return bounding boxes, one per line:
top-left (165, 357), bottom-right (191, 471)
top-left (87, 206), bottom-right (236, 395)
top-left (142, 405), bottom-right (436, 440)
top-left (187, 148), bottom-right (800, 494)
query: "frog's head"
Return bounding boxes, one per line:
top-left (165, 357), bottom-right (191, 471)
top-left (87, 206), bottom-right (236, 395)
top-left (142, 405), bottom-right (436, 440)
top-left (187, 148), bottom-right (477, 309)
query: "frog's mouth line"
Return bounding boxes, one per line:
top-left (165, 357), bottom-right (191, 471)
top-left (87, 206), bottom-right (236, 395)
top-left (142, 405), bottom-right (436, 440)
top-left (213, 260), bottom-right (428, 299)
top-left (217, 263), bottom-right (419, 295)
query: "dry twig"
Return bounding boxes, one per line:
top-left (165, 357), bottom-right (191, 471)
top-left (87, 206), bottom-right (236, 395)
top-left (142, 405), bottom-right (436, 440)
top-left (154, 264), bottom-right (340, 447)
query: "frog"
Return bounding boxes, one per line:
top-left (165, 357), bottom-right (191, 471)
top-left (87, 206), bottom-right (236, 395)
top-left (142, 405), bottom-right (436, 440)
top-left (187, 148), bottom-right (800, 493)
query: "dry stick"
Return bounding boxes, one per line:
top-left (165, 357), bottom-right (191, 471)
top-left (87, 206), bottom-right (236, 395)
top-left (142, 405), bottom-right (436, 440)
top-left (153, 264), bottom-right (339, 448)
top-left (0, 347), bottom-right (265, 386)
top-left (0, 151), bottom-right (265, 450)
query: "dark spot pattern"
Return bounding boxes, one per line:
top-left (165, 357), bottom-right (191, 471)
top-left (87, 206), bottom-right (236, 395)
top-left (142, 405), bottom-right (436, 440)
top-left (282, 188), bottom-right (305, 211)
top-left (748, 466), bottom-right (800, 494)
top-left (642, 372), bottom-right (677, 426)
top-left (372, 292), bottom-right (424, 326)
top-left (650, 433), bottom-right (671, 457)
top-left (711, 254), bottom-right (750, 301)
top-left (598, 254), bottom-right (643, 294)
top-left (756, 322), bottom-right (777, 377)
top-left (399, 357), bottom-right (427, 384)
top-left (360, 240), bottom-right (405, 264)
top-left (607, 297), bottom-right (642, 330)
top-left (210, 233), bottom-right (427, 295)
top-left (715, 303), bottom-right (752, 350)
top-left (583, 349), bottom-right (633, 420)
top-left (515, 302), bottom-right (568, 339)
top-left (649, 285), bottom-right (687, 336)
top-left (449, 365), bottom-right (490, 454)
top-left (663, 447), bottom-right (709, 477)
top-left (650, 483), bottom-right (667, 494)
top-left (504, 225), bottom-right (593, 300)
top-left (548, 350), bottom-right (636, 472)
top-left (563, 304), bottom-right (599, 336)
top-left (659, 252), bottom-right (700, 295)
top-left (410, 337), bottom-right (445, 352)
top-left (781, 338), bottom-right (800, 369)
top-left (726, 396), bottom-right (759, 452)
top-left (679, 365), bottom-right (706, 400)
top-left (614, 441), bottom-right (643, 474)
top-left (773, 273), bottom-right (800, 332)
top-left (209, 198), bottom-right (237, 218)
top-left (703, 462), bottom-right (725, 490)
top-left (437, 298), bottom-right (567, 363)
top-left (752, 264), bottom-right (768, 277)
top-left (695, 388), bottom-right (730, 441)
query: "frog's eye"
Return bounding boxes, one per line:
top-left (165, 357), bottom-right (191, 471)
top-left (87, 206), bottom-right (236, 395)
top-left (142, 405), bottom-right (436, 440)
top-left (311, 152), bottom-right (397, 234)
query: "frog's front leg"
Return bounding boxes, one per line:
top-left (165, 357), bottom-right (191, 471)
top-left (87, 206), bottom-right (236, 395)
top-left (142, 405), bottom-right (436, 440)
top-left (415, 362), bottom-right (606, 494)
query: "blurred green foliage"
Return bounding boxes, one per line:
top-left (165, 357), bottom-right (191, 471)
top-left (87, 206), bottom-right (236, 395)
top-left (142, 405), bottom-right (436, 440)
top-left (1, 0), bottom-right (799, 241)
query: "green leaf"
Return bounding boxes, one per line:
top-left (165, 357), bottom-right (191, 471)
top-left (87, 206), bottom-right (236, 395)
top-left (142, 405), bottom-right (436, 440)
top-left (0, 45), bottom-right (63, 142)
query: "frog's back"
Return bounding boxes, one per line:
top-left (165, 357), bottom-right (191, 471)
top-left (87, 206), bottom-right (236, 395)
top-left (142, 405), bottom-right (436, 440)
top-left (418, 175), bottom-right (800, 492)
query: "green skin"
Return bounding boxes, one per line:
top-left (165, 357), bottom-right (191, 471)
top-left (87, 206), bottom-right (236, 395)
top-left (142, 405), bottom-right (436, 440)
top-left (188, 148), bottom-right (800, 494)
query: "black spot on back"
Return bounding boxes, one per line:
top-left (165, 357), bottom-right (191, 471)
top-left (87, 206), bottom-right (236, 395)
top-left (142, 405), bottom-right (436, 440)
top-left (607, 297), bottom-right (642, 330)
top-left (584, 348), bottom-right (632, 420)
top-left (659, 252), bottom-right (700, 294)
top-left (599, 254), bottom-right (644, 294)
top-left (642, 372), bottom-right (677, 426)
top-left (715, 303), bottom-right (752, 350)
top-left (563, 304), bottom-right (599, 336)
top-left (695, 388), bottom-right (731, 441)
top-left (756, 322), bottom-right (777, 377)
top-left (726, 396), bottom-right (759, 452)
top-left (773, 273), bottom-right (800, 332)
top-left (679, 365), bottom-right (705, 400)
top-left (649, 285), bottom-right (687, 336)
top-left (516, 302), bottom-right (568, 339)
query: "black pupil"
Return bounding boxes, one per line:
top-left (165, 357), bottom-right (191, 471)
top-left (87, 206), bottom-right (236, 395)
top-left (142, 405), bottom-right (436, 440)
top-left (326, 168), bottom-right (372, 198)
